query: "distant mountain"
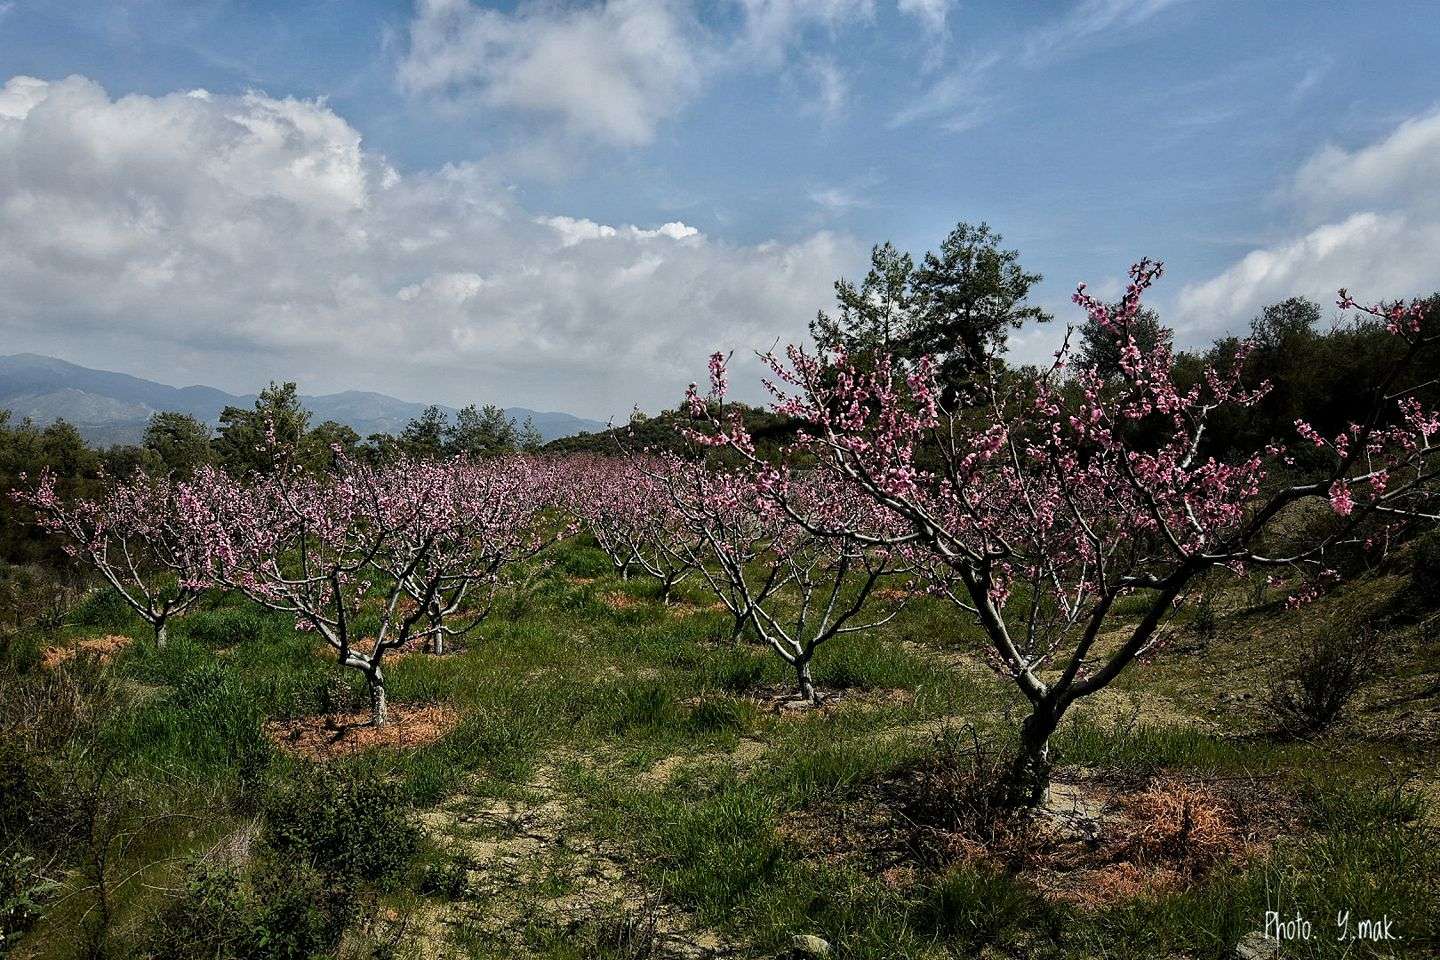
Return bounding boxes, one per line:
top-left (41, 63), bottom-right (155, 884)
top-left (0, 354), bottom-right (606, 446)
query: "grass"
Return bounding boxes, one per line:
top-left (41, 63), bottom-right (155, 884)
top-left (2, 537), bottom-right (1437, 959)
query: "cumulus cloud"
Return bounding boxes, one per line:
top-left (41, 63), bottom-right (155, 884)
top-left (0, 75), bottom-right (856, 415)
top-left (1174, 108), bottom-right (1440, 336)
top-left (399, 0), bottom-right (704, 147)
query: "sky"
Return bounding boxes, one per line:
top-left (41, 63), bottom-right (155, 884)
top-left (1, 0), bottom-right (1438, 420)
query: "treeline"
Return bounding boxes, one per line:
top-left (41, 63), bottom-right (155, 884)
top-left (7, 219), bottom-right (1439, 566)
top-left (0, 383), bottom-right (542, 568)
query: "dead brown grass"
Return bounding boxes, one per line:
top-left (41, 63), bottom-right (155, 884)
top-left (263, 703), bottom-right (460, 760)
top-left (784, 761), bottom-right (1290, 910)
top-left (600, 591), bottom-right (644, 611)
top-left (40, 634), bottom-right (133, 669)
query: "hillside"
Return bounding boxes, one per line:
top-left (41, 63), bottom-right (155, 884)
top-left (0, 354), bottom-right (606, 445)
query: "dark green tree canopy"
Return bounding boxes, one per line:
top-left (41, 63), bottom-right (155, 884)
top-left (399, 405), bottom-right (449, 460)
top-left (143, 411), bottom-right (214, 476)
top-left (810, 221), bottom-right (1050, 400)
top-left (810, 241), bottom-right (915, 360)
top-left (446, 404), bottom-right (518, 457)
top-left (907, 221), bottom-right (1051, 392)
top-left (213, 381), bottom-right (311, 476)
top-left (1077, 306), bottom-right (1172, 380)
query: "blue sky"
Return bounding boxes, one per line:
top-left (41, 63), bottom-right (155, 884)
top-left (1, 0), bottom-right (1438, 417)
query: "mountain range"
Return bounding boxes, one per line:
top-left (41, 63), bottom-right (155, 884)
top-left (0, 354), bottom-right (607, 447)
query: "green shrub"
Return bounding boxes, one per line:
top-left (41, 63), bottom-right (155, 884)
top-left (1267, 623), bottom-right (1382, 736)
top-left (1, 849), bottom-right (57, 956)
top-left (262, 767), bottom-right (419, 889)
top-left (148, 858), bottom-right (352, 960)
top-left (70, 587), bottom-right (138, 631)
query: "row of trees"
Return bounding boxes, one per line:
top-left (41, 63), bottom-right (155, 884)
top-left (16, 450), bottom-right (563, 724)
top-left (13, 219), bottom-right (1440, 808)
top-left (157, 384), bottom-right (544, 478)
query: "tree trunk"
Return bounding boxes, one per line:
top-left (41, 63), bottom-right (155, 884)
top-left (154, 620), bottom-right (168, 649)
top-left (661, 577), bottom-right (674, 605)
top-left (796, 660), bottom-right (817, 703)
top-left (369, 671), bottom-right (389, 726)
top-left (729, 613), bottom-right (746, 646)
top-left (1005, 706), bottom-right (1060, 807)
top-left (430, 632), bottom-right (445, 656)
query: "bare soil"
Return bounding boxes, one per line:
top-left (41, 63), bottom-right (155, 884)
top-left (415, 762), bottom-right (733, 958)
top-left (263, 704), bottom-right (460, 760)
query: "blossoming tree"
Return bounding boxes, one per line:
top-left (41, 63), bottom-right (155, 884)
top-left (568, 455), bottom-right (698, 603)
top-left (663, 400), bottom-right (912, 701)
top-left (387, 455), bottom-right (562, 655)
top-left (13, 469), bottom-right (209, 647)
top-left (691, 262), bottom-right (1440, 801)
top-left (179, 455), bottom-right (554, 724)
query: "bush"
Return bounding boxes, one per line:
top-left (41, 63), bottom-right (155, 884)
top-left (262, 767), bottom-right (419, 890)
top-left (1268, 623), bottom-right (1382, 735)
top-left (887, 727), bottom-right (1020, 864)
top-left (70, 587), bottom-right (138, 631)
top-left (148, 858), bottom-right (352, 960)
top-left (1, 850), bottom-right (57, 956)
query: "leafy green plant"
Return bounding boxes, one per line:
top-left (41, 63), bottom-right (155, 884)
top-left (262, 767), bottom-right (419, 890)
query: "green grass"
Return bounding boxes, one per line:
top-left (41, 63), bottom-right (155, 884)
top-left (3, 536), bottom-right (1437, 959)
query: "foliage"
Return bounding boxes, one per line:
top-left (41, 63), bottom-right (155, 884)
top-left (810, 221), bottom-right (1051, 399)
top-left (212, 382), bottom-right (311, 477)
top-left (261, 767), bottom-right (419, 889)
top-left (144, 412), bottom-right (215, 476)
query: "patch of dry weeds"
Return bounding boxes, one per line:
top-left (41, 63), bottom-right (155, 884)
top-left (263, 704), bottom-right (460, 760)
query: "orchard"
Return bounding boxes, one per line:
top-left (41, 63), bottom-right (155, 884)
top-left (9, 267), bottom-right (1440, 956)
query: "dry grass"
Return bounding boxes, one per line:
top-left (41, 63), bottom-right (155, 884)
top-left (39, 633), bottom-right (133, 669)
top-left (783, 760), bottom-right (1290, 911)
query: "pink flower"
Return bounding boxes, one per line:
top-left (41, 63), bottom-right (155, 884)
top-left (1328, 480), bottom-right (1355, 517)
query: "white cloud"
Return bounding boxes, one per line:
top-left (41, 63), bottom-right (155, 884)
top-left (399, 0), bottom-right (704, 147)
top-left (401, 0), bottom-right (950, 146)
top-left (799, 55), bottom-right (849, 119)
top-left (896, 0), bottom-right (950, 36)
top-left (1291, 108), bottom-right (1440, 216)
top-left (1174, 108), bottom-right (1440, 336)
top-left (1020, 0), bottom-right (1183, 65)
top-left (0, 75), bottom-right (857, 415)
top-left (896, 0), bottom-right (1182, 129)
top-left (735, 0), bottom-right (876, 63)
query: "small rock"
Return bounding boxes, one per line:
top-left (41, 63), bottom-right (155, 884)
top-left (790, 933), bottom-right (832, 958)
top-left (1234, 930), bottom-right (1277, 959)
